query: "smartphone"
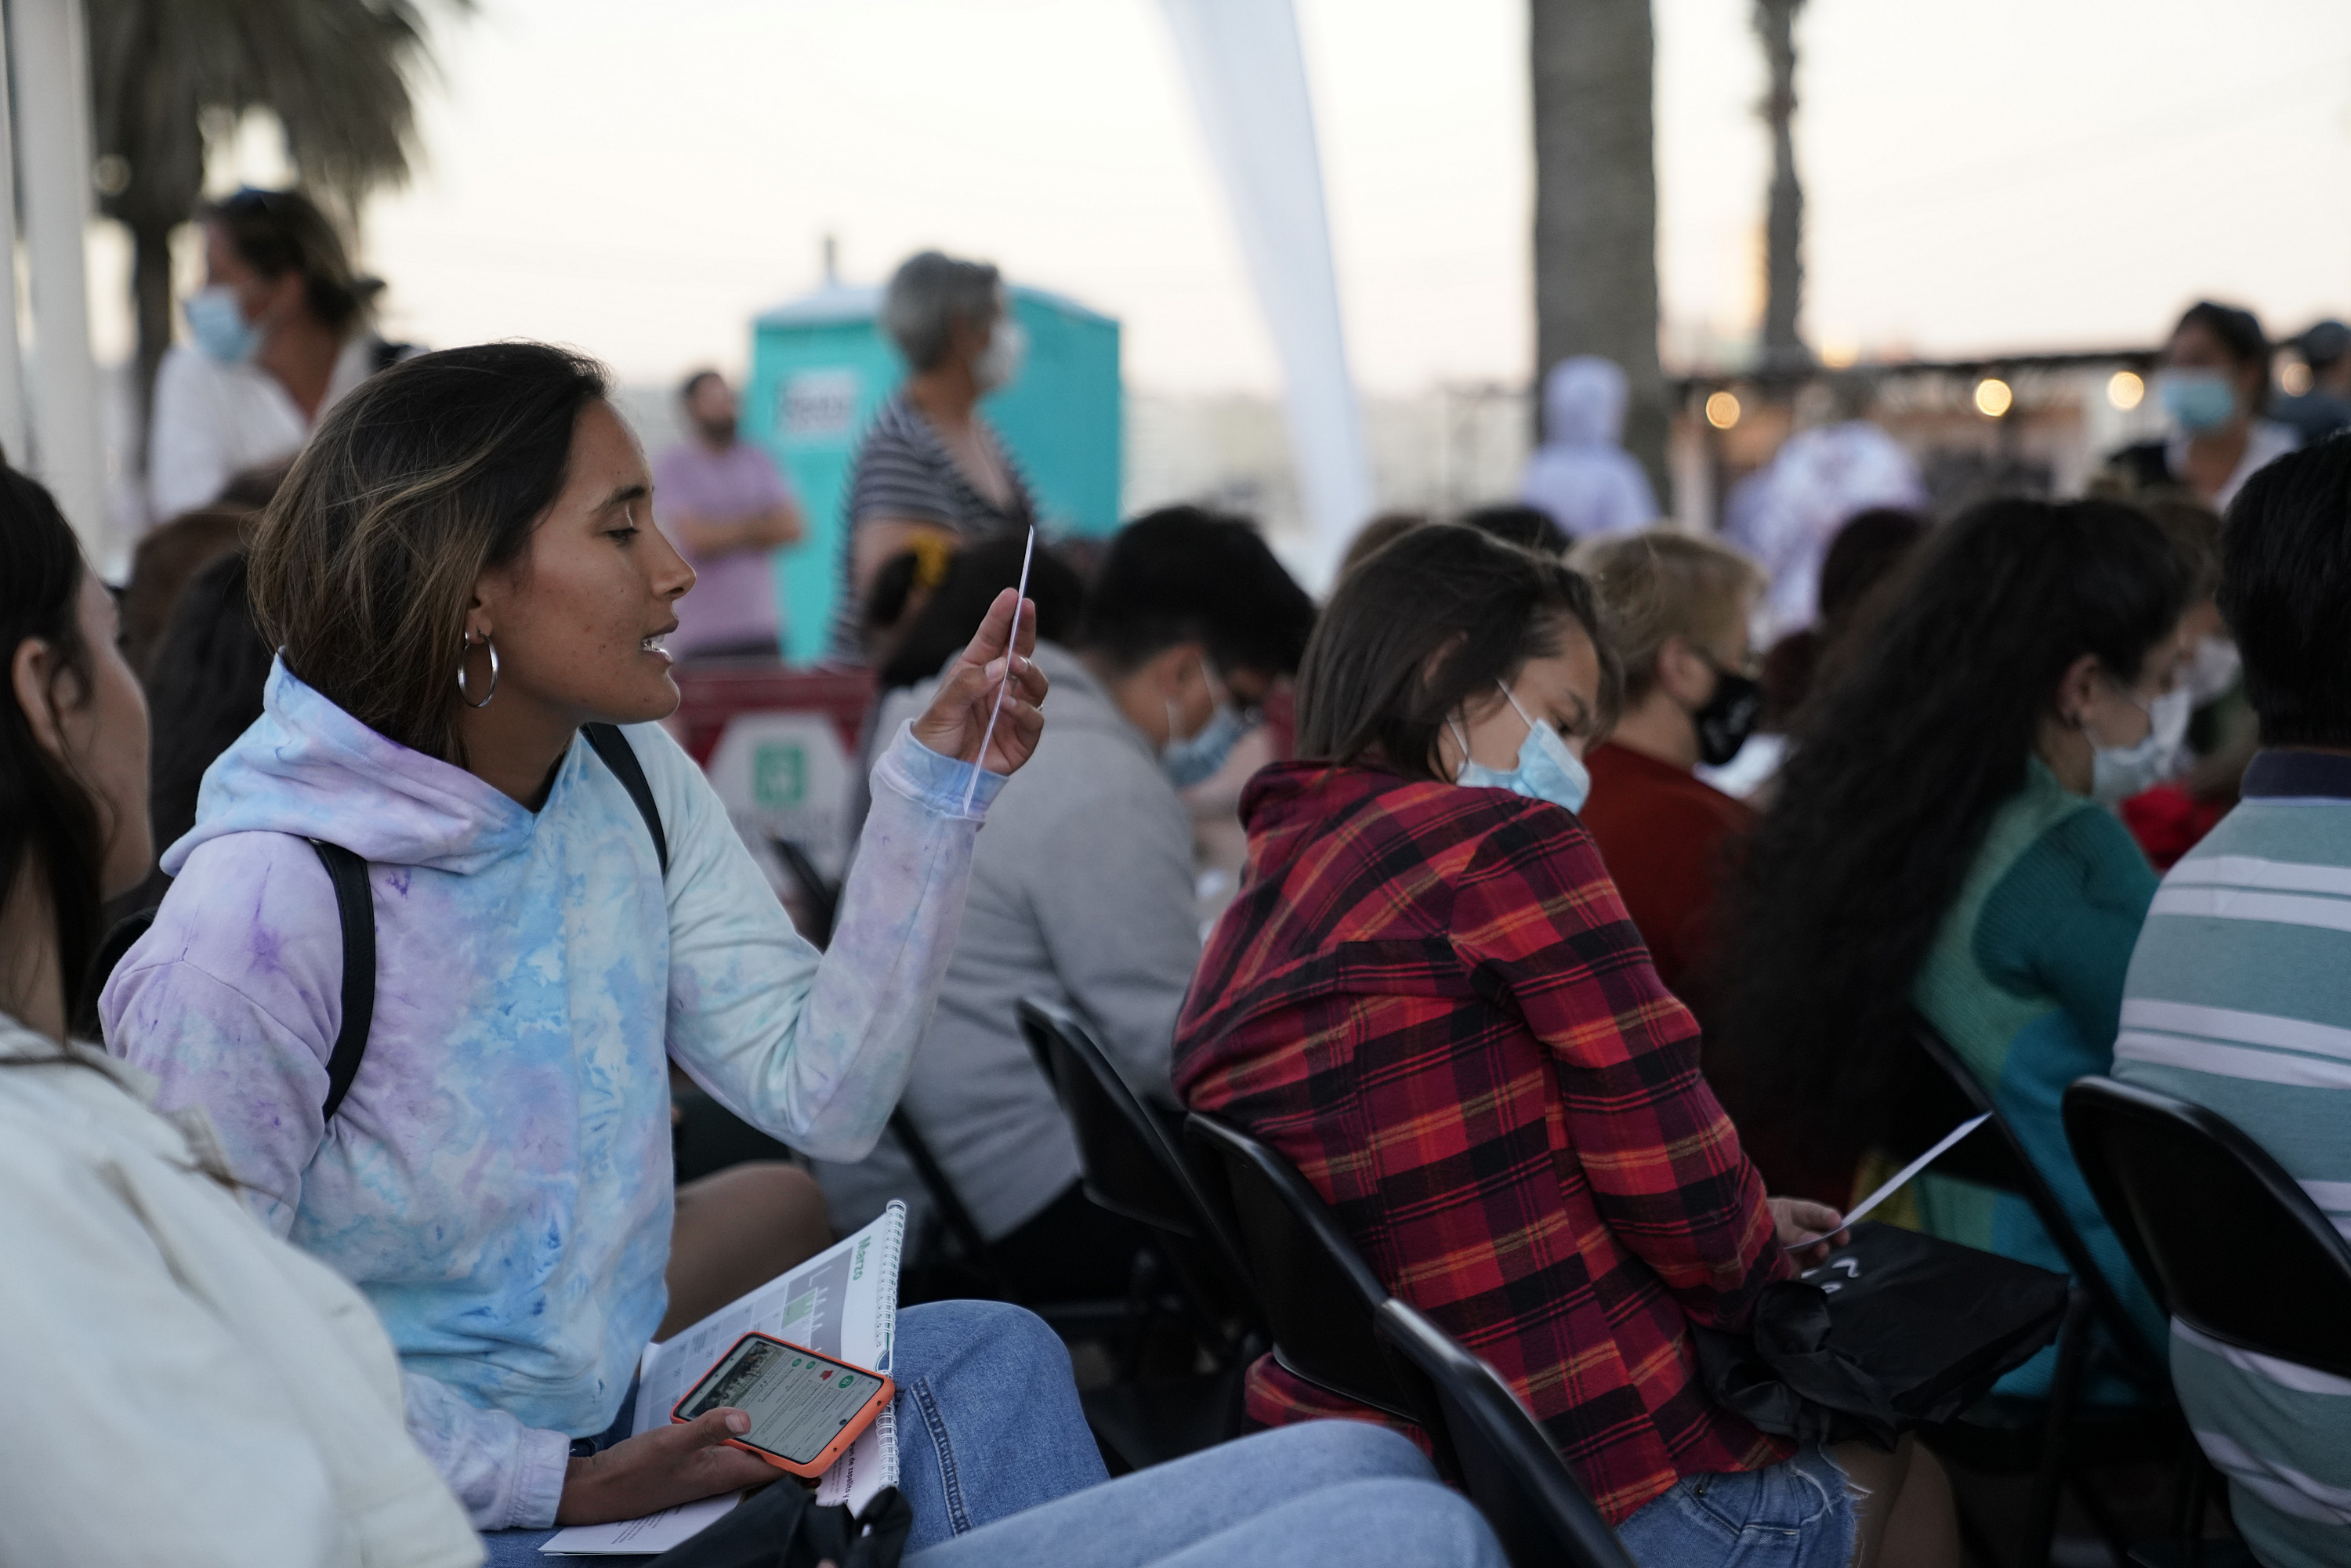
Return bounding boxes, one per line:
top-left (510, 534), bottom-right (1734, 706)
top-left (670, 1331), bottom-right (896, 1478)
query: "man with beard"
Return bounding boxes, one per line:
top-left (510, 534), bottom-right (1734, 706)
top-left (654, 370), bottom-right (806, 660)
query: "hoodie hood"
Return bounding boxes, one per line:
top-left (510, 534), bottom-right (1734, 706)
top-left (162, 658), bottom-right (539, 876)
top-left (1542, 356), bottom-right (1628, 447)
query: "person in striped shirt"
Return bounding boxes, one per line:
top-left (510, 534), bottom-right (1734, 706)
top-left (828, 252), bottom-right (1036, 663)
top-left (2113, 436), bottom-right (2351, 1568)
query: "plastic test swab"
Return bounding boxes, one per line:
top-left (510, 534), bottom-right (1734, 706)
top-left (960, 524), bottom-right (1036, 814)
top-left (1783, 1111), bottom-right (1991, 1250)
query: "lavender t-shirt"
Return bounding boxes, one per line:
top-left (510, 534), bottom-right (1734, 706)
top-left (653, 439), bottom-right (795, 655)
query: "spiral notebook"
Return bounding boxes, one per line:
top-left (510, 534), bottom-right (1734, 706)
top-left (542, 1200), bottom-right (907, 1555)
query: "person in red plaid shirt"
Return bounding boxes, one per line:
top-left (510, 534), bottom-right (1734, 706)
top-left (1173, 525), bottom-right (1956, 1568)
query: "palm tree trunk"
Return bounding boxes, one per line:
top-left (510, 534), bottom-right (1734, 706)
top-left (1755, 0), bottom-right (1807, 372)
top-left (129, 213), bottom-right (175, 483)
top-left (1530, 0), bottom-right (1669, 508)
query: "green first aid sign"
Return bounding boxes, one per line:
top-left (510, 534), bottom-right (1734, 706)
top-left (754, 742), bottom-right (808, 809)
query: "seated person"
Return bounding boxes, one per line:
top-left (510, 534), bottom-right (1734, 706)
top-left (2, 462), bottom-right (1503, 1568)
top-left (2114, 440), bottom-right (2351, 1568)
top-left (1174, 523), bottom-right (1954, 1567)
top-left (1755, 506), bottom-right (1925, 733)
top-left (2116, 497), bottom-right (2255, 870)
top-left (1714, 498), bottom-right (2190, 1395)
top-left (822, 507), bottom-right (1316, 1302)
top-left (1575, 531), bottom-right (1766, 1005)
top-left (97, 343), bottom-right (1058, 1541)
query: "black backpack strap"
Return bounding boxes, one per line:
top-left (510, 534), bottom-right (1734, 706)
top-left (582, 722), bottom-right (669, 876)
top-left (310, 840), bottom-right (374, 1122)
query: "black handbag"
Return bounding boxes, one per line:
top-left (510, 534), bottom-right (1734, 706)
top-left (1695, 1222), bottom-right (2070, 1449)
top-left (648, 1482), bottom-right (913, 1568)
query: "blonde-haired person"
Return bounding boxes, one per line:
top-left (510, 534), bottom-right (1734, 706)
top-left (97, 342), bottom-right (1120, 1554)
top-left (1574, 532), bottom-right (1767, 1012)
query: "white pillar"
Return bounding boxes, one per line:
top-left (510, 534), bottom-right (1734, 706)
top-left (10, 0), bottom-right (109, 564)
top-left (0, 13), bottom-right (28, 470)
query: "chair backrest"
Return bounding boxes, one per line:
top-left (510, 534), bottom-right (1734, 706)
top-left (1016, 998), bottom-right (1204, 1237)
top-left (1375, 1299), bottom-right (1638, 1568)
top-left (2064, 1076), bottom-right (2351, 1380)
top-left (1891, 1015), bottom-right (2168, 1382)
top-left (1185, 1110), bottom-right (1429, 1423)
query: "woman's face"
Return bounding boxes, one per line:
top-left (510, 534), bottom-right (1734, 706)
top-left (470, 400), bottom-right (696, 727)
top-left (9, 575), bottom-right (152, 899)
top-left (1451, 618), bottom-right (1606, 774)
top-left (2073, 617), bottom-right (2191, 751)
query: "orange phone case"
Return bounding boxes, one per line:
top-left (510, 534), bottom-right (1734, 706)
top-left (670, 1330), bottom-right (896, 1479)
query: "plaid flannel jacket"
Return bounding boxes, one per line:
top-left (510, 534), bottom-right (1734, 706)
top-left (1172, 761), bottom-right (1792, 1525)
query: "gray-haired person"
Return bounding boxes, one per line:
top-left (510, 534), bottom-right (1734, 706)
top-left (827, 251), bottom-right (1036, 664)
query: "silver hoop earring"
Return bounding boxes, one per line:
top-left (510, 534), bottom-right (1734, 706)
top-left (458, 632), bottom-right (498, 708)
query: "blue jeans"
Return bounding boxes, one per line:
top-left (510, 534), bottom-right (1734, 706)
top-left (1616, 1446), bottom-right (1857, 1568)
top-left (481, 1300), bottom-right (1105, 1564)
top-left (905, 1421), bottom-right (1503, 1568)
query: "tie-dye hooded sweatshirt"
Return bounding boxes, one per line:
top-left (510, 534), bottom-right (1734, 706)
top-left (100, 661), bottom-right (1003, 1530)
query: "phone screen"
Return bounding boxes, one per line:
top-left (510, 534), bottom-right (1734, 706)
top-left (676, 1336), bottom-right (883, 1465)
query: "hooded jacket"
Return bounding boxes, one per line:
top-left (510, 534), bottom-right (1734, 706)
top-left (100, 661), bottom-right (1002, 1530)
top-left (1519, 357), bottom-right (1657, 541)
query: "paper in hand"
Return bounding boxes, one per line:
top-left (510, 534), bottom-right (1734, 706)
top-left (959, 524), bottom-right (1035, 815)
top-left (1783, 1111), bottom-right (1992, 1250)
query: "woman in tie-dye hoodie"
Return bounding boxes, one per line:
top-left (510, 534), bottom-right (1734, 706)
top-left (101, 343), bottom-right (1054, 1535)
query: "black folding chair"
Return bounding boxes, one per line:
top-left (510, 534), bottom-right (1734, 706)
top-left (1375, 1298), bottom-right (1638, 1568)
top-left (1016, 998), bottom-right (1262, 1337)
top-left (1015, 1000), bottom-right (1266, 1466)
top-left (1183, 1111), bottom-right (1444, 1446)
top-left (1893, 1017), bottom-right (2180, 1566)
top-left (2067, 1075), bottom-right (2351, 1565)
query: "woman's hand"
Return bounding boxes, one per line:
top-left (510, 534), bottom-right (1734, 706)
top-left (554, 1407), bottom-right (778, 1526)
top-left (1768, 1197), bottom-right (1849, 1271)
top-left (909, 586), bottom-right (1049, 777)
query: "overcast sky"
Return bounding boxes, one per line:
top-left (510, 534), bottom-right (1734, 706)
top-left (199, 0), bottom-right (2351, 394)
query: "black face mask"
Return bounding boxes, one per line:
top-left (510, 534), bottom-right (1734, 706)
top-left (1693, 664), bottom-right (1765, 767)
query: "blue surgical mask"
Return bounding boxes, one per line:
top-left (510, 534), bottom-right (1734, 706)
top-left (1162, 699), bottom-right (1252, 787)
top-left (184, 285), bottom-right (259, 364)
top-left (2157, 370), bottom-right (2237, 433)
top-left (1451, 681), bottom-right (1591, 816)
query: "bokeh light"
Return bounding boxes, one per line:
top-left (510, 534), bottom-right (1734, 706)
top-left (1704, 390), bottom-right (1741, 429)
top-left (2107, 370), bottom-right (2146, 411)
top-left (1974, 377), bottom-right (2014, 418)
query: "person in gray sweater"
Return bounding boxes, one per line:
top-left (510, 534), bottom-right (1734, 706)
top-left (820, 508), bottom-right (1315, 1298)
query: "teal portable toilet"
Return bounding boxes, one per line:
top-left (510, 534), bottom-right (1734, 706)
top-left (743, 281), bottom-right (1121, 665)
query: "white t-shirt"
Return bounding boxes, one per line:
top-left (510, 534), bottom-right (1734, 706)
top-left (147, 335), bottom-right (382, 521)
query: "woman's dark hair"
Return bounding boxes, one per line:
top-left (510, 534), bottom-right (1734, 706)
top-left (249, 341), bottom-right (610, 763)
top-left (144, 551), bottom-right (273, 864)
top-left (202, 187), bottom-right (373, 335)
top-left (1460, 503), bottom-right (1569, 558)
top-left (0, 467), bottom-right (106, 1008)
top-left (1295, 523), bottom-right (1621, 780)
top-left (2174, 300), bottom-right (2271, 413)
top-left (2220, 434), bottom-right (2351, 748)
top-left (1715, 498), bottom-right (2189, 1149)
top-left (878, 532), bottom-right (1084, 692)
